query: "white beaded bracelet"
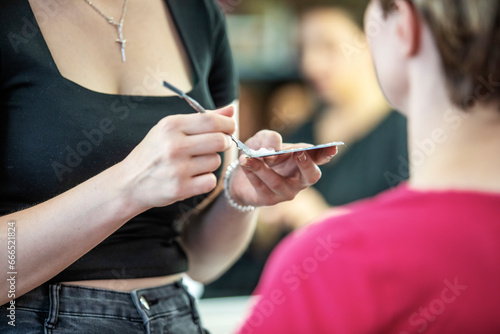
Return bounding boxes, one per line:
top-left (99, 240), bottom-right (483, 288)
top-left (223, 160), bottom-right (256, 213)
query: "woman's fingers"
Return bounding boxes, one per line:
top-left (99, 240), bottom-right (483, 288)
top-left (179, 173), bottom-right (218, 200)
top-left (122, 107), bottom-right (237, 208)
top-left (224, 130), bottom-right (341, 209)
top-left (187, 154), bottom-right (222, 176)
top-left (244, 130), bottom-right (283, 151)
top-left (210, 105), bottom-right (235, 118)
top-left (292, 151), bottom-right (323, 185)
top-left (308, 146), bottom-right (338, 165)
top-left (233, 152), bottom-right (330, 207)
top-left (239, 158), bottom-right (297, 204)
top-left (163, 112), bottom-right (236, 136)
top-left (243, 152), bottom-right (321, 189)
top-left (191, 173), bottom-right (218, 193)
top-left (180, 133), bottom-right (233, 156)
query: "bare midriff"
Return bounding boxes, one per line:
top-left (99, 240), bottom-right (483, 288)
top-left (62, 273), bottom-right (184, 292)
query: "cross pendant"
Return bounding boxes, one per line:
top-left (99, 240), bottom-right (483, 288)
top-left (115, 23), bottom-right (126, 62)
top-left (116, 38), bottom-right (127, 62)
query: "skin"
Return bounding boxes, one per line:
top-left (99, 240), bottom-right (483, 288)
top-left (0, 0), bottom-right (337, 303)
top-left (300, 9), bottom-right (369, 105)
top-left (364, 0), bottom-right (500, 191)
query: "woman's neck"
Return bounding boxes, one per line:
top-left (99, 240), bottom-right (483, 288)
top-left (409, 101), bottom-right (500, 193)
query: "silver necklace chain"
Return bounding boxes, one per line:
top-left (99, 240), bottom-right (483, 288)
top-left (82, 0), bottom-right (130, 62)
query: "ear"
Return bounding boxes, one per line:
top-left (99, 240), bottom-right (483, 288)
top-left (394, 0), bottom-right (421, 56)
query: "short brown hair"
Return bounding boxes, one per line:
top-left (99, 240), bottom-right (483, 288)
top-left (380, 0), bottom-right (500, 109)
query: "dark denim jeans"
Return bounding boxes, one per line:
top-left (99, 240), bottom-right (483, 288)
top-left (0, 280), bottom-right (207, 333)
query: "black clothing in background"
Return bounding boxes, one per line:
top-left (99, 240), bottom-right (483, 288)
top-left (286, 110), bottom-right (408, 206)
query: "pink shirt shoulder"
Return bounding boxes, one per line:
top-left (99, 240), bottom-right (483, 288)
top-left (237, 185), bottom-right (500, 334)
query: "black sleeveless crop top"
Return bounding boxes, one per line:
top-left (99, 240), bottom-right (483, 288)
top-left (0, 0), bottom-right (238, 281)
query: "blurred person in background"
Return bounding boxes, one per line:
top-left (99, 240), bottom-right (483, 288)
top-left (238, 0), bottom-right (500, 332)
top-left (287, 6), bottom-right (408, 207)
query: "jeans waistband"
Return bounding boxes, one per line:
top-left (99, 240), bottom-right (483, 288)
top-left (12, 280), bottom-right (193, 320)
top-left (1, 280), bottom-right (205, 333)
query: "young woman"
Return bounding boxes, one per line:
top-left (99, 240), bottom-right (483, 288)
top-left (238, 0), bottom-right (500, 333)
top-left (0, 0), bottom-right (337, 332)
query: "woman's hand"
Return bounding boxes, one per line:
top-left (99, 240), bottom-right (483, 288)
top-left (117, 106), bottom-right (236, 211)
top-left (228, 130), bottom-right (338, 207)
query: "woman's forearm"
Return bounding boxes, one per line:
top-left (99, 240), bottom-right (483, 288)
top-left (181, 192), bottom-right (258, 284)
top-left (0, 164), bottom-right (140, 305)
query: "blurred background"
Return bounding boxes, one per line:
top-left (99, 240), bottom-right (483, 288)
top-left (197, 0), bottom-right (409, 331)
top-left (220, 0), bottom-right (368, 142)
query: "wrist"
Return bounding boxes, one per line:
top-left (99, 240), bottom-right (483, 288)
top-left (106, 162), bottom-right (149, 217)
top-left (224, 160), bottom-right (255, 213)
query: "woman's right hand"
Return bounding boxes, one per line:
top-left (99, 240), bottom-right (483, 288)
top-left (116, 106), bottom-right (236, 211)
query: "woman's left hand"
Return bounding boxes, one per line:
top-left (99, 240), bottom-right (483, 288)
top-left (228, 130), bottom-right (338, 208)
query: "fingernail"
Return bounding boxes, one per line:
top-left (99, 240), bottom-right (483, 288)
top-left (295, 152), bottom-right (307, 162)
top-left (240, 157), bottom-right (251, 168)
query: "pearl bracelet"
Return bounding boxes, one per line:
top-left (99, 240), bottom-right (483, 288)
top-left (223, 160), bottom-right (256, 213)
